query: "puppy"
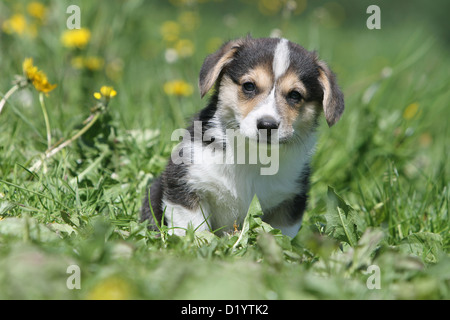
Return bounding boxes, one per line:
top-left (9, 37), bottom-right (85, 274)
top-left (141, 36), bottom-right (344, 238)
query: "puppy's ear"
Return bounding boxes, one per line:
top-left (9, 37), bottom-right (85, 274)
top-left (199, 38), bottom-right (245, 98)
top-left (317, 61), bottom-right (344, 127)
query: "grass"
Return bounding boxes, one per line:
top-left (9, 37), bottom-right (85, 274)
top-left (0, 0), bottom-right (449, 300)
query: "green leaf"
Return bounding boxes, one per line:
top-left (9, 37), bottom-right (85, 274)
top-left (399, 232), bottom-right (443, 263)
top-left (0, 200), bottom-right (16, 215)
top-left (350, 228), bottom-right (384, 272)
top-left (232, 194), bottom-right (265, 250)
top-left (325, 186), bottom-right (365, 247)
top-left (257, 233), bottom-right (284, 270)
top-left (0, 217), bottom-right (60, 242)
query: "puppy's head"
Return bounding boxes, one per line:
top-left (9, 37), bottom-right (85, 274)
top-left (199, 36), bottom-right (344, 143)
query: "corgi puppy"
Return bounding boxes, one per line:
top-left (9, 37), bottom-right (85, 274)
top-left (141, 36), bottom-right (344, 238)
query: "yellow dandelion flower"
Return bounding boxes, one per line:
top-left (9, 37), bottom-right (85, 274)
top-left (87, 277), bottom-right (132, 300)
top-left (105, 58), bottom-right (124, 81)
top-left (61, 28), bottom-right (91, 49)
top-left (258, 0), bottom-right (283, 15)
top-left (23, 58), bottom-right (57, 94)
top-left (70, 56), bottom-right (85, 69)
top-left (94, 86), bottom-right (117, 100)
top-left (84, 56), bottom-right (104, 71)
top-left (71, 56), bottom-right (104, 71)
top-left (164, 80), bottom-right (193, 97)
top-left (403, 102), bottom-right (419, 120)
top-left (160, 20), bottom-right (180, 42)
top-left (178, 11), bottom-right (200, 31)
top-left (27, 2), bottom-right (47, 21)
top-left (175, 39), bottom-right (195, 58)
top-left (2, 14), bottom-right (27, 35)
top-left (206, 37), bottom-right (223, 53)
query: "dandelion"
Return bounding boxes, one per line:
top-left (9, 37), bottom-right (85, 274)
top-left (178, 11), bottom-right (200, 32)
top-left (258, 0), bottom-right (283, 15)
top-left (206, 37), bottom-right (223, 53)
top-left (94, 86), bottom-right (117, 100)
top-left (28, 85), bottom-right (116, 172)
top-left (403, 102), bottom-right (419, 120)
top-left (84, 56), bottom-right (104, 71)
top-left (61, 28), bottom-right (91, 49)
top-left (93, 86), bottom-right (117, 107)
top-left (1, 57), bottom-right (56, 115)
top-left (160, 21), bottom-right (180, 42)
top-left (174, 39), bottom-right (194, 58)
top-left (27, 2), bottom-right (47, 21)
top-left (23, 58), bottom-right (57, 94)
top-left (87, 277), bottom-right (132, 300)
top-left (2, 14), bottom-right (27, 35)
top-left (164, 48), bottom-right (179, 63)
top-left (71, 56), bottom-right (105, 71)
top-left (105, 58), bottom-right (124, 81)
top-left (163, 80), bottom-right (193, 97)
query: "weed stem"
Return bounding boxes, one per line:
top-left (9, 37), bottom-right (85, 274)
top-left (29, 112), bottom-right (102, 172)
top-left (0, 84), bottom-right (20, 115)
top-left (39, 93), bottom-right (52, 149)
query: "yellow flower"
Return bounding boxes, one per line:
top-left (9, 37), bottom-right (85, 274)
top-left (70, 56), bottom-right (85, 69)
top-left (258, 0), bottom-right (283, 15)
top-left (206, 37), bottom-right (223, 53)
top-left (27, 2), bottom-right (47, 21)
top-left (87, 277), bottom-right (132, 300)
top-left (61, 28), bottom-right (91, 49)
top-left (23, 58), bottom-right (57, 94)
top-left (175, 39), bottom-right (195, 58)
top-left (94, 86), bottom-right (117, 100)
top-left (71, 56), bottom-right (104, 71)
top-left (403, 102), bottom-right (419, 120)
top-left (164, 80), bottom-right (193, 97)
top-left (2, 14), bottom-right (27, 35)
top-left (178, 11), bottom-right (200, 31)
top-left (160, 21), bottom-right (180, 42)
top-left (84, 56), bottom-right (104, 71)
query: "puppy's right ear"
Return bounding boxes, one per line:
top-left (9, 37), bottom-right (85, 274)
top-left (199, 38), bottom-right (245, 98)
top-left (317, 60), bottom-right (345, 127)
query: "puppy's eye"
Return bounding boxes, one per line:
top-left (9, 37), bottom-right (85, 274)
top-left (287, 90), bottom-right (302, 102)
top-left (242, 82), bottom-right (256, 92)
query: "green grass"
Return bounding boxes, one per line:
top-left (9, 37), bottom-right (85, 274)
top-left (0, 0), bottom-right (449, 300)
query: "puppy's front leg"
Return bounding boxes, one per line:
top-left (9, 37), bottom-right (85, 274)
top-left (162, 200), bottom-right (211, 236)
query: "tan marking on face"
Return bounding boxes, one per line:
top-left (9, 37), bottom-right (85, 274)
top-left (237, 66), bottom-right (274, 118)
top-left (278, 72), bottom-right (307, 98)
top-left (274, 71), bottom-right (308, 128)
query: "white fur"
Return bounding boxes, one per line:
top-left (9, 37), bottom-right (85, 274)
top-left (163, 199), bottom-right (211, 236)
top-left (167, 130), bottom-right (316, 237)
top-left (272, 38), bottom-right (290, 79)
top-left (240, 87), bottom-right (280, 139)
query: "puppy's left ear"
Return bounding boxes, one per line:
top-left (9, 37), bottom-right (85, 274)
top-left (317, 61), bottom-right (344, 127)
top-left (199, 38), bottom-right (245, 98)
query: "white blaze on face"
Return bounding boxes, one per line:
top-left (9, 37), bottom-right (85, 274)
top-left (239, 38), bottom-right (293, 140)
top-left (272, 38), bottom-right (290, 80)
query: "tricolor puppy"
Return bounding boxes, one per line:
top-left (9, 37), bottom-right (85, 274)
top-left (141, 36), bottom-right (344, 238)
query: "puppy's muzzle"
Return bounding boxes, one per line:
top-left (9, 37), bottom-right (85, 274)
top-left (257, 116), bottom-right (279, 131)
top-left (257, 116), bottom-right (280, 141)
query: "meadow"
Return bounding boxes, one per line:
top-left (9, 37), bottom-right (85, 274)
top-left (0, 0), bottom-right (448, 300)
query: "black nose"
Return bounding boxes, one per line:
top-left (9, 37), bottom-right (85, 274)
top-left (257, 116), bottom-right (280, 131)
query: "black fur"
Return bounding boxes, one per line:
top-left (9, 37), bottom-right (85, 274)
top-left (140, 94), bottom-right (220, 229)
top-left (140, 176), bottom-right (163, 229)
top-left (262, 164), bottom-right (311, 225)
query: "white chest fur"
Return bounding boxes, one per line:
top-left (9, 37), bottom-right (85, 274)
top-left (185, 131), bottom-right (316, 233)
